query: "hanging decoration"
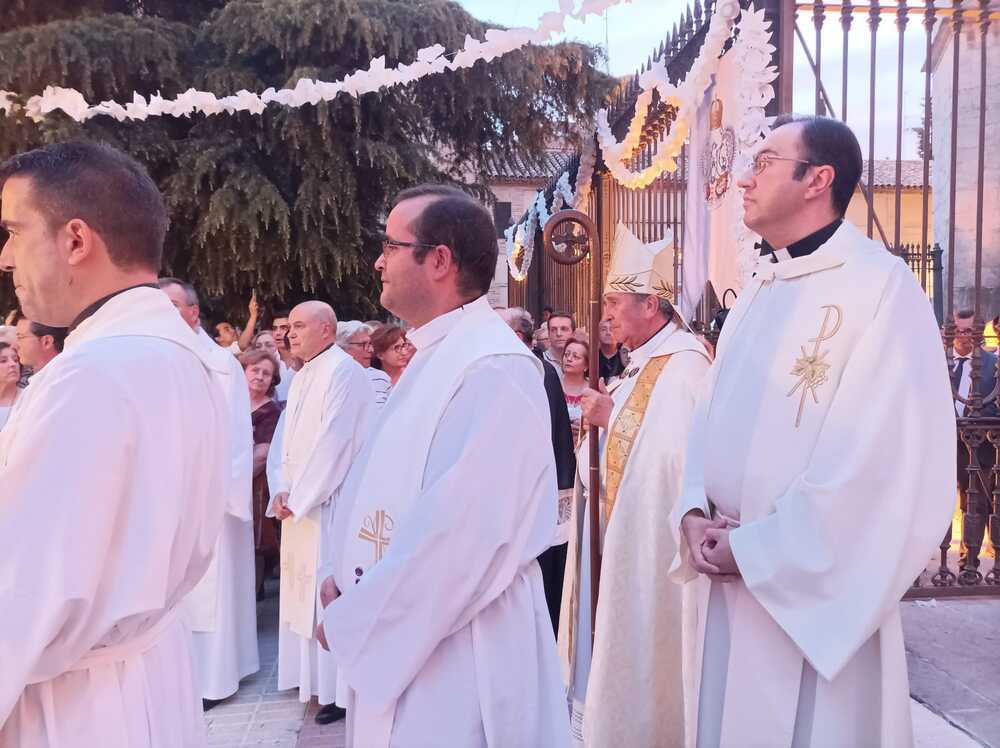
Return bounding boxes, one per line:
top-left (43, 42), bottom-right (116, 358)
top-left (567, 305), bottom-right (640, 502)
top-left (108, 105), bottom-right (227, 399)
top-left (504, 0), bottom-right (776, 283)
top-left (0, 0), bottom-right (633, 124)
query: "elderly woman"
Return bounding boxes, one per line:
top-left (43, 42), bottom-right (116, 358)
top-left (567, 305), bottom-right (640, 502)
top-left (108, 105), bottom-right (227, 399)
top-left (0, 342), bottom-right (21, 430)
top-left (371, 324), bottom-right (413, 387)
top-left (252, 330), bottom-right (296, 405)
top-left (239, 348), bottom-right (282, 597)
top-left (337, 320), bottom-right (392, 409)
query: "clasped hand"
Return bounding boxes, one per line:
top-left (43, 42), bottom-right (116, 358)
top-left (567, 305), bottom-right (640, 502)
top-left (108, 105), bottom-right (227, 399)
top-left (680, 510), bottom-right (741, 582)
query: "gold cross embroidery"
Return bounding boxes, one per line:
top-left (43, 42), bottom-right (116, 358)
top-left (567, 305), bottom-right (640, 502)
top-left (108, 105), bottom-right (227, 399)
top-left (358, 510), bottom-right (395, 563)
top-left (787, 305), bottom-right (843, 428)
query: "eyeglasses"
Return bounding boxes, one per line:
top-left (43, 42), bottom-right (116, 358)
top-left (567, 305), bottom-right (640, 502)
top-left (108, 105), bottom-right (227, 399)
top-left (380, 235), bottom-right (437, 257)
top-left (751, 152), bottom-right (819, 176)
top-left (391, 341), bottom-right (413, 354)
top-left (347, 340), bottom-right (375, 351)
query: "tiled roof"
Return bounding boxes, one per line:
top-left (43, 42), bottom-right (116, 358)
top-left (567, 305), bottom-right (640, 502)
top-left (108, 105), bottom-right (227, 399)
top-left (483, 150), bottom-right (574, 182)
top-left (864, 159), bottom-right (927, 189)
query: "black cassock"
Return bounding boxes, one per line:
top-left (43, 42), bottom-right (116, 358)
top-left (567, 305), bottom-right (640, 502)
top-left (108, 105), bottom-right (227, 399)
top-left (536, 359), bottom-right (576, 634)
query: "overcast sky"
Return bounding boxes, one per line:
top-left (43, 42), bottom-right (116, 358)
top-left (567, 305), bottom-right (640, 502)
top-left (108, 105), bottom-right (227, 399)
top-left (455, 0), bottom-right (926, 159)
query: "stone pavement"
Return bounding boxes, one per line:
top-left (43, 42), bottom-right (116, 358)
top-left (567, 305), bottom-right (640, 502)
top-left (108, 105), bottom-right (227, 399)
top-left (203, 587), bottom-right (345, 748)
top-left (203, 582), bottom-right (995, 746)
top-left (904, 597), bottom-right (1000, 747)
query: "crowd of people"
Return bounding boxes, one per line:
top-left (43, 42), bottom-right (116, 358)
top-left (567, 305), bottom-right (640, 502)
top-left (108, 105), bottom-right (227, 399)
top-left (0, 115), bottom-right (984, 748)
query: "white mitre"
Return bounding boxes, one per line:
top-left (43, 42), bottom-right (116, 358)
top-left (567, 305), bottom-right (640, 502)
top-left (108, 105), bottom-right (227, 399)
top-left (603, 223), bottom-right (675, 301)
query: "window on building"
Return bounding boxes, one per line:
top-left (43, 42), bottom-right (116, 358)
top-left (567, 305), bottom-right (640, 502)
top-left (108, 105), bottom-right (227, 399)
top-left (493, 201), bottom-right (512, 239)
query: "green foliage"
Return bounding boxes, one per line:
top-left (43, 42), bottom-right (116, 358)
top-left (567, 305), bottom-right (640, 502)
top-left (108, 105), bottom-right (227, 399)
top-left (0, 0), bottom-right (612, 322)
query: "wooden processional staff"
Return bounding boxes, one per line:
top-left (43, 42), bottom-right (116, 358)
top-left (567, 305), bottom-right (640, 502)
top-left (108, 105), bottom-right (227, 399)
top-left (542, 209), bottom-right (602, 646)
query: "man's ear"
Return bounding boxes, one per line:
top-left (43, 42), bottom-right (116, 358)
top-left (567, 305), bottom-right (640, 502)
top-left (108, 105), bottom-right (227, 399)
top-left (805, 164), bottom-right (836, 202)
top-left (64, 219), bottom-right (99, 268)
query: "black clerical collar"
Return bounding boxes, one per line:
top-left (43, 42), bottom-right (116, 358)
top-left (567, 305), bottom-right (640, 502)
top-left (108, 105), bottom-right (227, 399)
top-left (68, 282), bottom-right (159, 332)
top-left (305, 341), bottom-right (337, 363)
top-left (759, 219), bottom-right (842, 263)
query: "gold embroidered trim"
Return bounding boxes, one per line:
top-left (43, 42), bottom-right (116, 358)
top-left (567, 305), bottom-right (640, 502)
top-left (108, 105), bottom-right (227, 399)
top-left (604, 355), bottom-right (671, 525)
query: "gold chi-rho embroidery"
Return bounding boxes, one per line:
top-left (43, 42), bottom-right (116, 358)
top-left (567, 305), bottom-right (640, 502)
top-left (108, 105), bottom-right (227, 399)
top-left (358, 509), bottom-right (394, 563)
top-left (787, 304), bottom-right (843, 428)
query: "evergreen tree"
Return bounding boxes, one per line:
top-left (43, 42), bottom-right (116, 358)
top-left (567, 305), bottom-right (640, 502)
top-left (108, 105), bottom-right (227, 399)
top-left (0, 1), bottom-right (611, 321)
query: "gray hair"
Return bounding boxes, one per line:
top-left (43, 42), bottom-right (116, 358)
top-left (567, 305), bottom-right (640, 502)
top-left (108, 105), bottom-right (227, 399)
top-left (336, 320), bottom-right (372, 346)
top-left (635, 293), bottom-right (674, 320)
top-left (157, 277), bottom-right (199, 306)
top-left (496, 307), bottom-right (535, 345)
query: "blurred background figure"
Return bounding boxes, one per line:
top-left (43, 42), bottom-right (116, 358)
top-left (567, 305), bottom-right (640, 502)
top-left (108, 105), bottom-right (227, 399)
top-left (371, 324), bottom-right (413, 388)
top-left (0, 341), bottom-right (20, 429)
top-left (598, 319), bottom-right (625, 382)
top-left (337, 320), bottom-right (391, 409)
top-left (561, 339), bottom-right (589, 446)
top-left (239, 349), bottom-right (282, 598)
top-left (13, 312), bottom-right (66, 376)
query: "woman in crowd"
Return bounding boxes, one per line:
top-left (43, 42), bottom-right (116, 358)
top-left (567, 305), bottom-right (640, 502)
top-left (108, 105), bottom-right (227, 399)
top-left (337, 321), bottom-right (392, 409)
top-left (239, 348), bottom-right (282, 598)
top-left (371, 324), bottom-right (413, 387)
top-left (0, 342), bottom-right (21, 430)
top-left (561, 339), bottom-right (589, 446)
top-left (252, 331), bottom-right (296, 404)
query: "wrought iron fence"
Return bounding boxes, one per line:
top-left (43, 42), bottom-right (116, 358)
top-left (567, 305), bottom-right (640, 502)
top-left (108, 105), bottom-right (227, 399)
top-left (509, 0), bottom-right (998, 594)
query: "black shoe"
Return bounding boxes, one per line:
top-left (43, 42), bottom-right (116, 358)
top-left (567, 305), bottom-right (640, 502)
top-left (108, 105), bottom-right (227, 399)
top-left (202, 698), bottom-right (224, 712)
top-left (315, 703), bottom-right (346, 725)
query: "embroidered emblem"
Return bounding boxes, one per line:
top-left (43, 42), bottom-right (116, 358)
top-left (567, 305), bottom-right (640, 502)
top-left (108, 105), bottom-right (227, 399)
top-left (358, 509), bottom-right (394, 563)
top-left (652, 278), bottom-right (675, 302)
top-left (280, 551), bottom-right (315, 608)
top-left (702, 97), bottom-right (736, 210)
top-left (787, 305), bottom-right (843, 427)
top-left (607, 274), bottom-right (642, 293)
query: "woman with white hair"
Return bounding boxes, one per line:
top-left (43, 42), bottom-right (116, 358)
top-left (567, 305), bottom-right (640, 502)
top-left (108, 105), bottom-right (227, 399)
top-left (337, 320), bottom-right (391, 409)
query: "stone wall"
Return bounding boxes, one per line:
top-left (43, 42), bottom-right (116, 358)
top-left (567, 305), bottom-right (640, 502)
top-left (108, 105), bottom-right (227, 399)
top-left (930, 21), bottom-right (1000, 318)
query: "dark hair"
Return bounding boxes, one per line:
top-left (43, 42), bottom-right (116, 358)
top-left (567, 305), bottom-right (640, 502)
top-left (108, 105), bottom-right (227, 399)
top-left (238, 348), bottom-right (281, 397)
top-left (271, 309), bottom-right (291, 321)
top-left (514, 316), bottom-right (535, 345)
top-left (547, 311), bottom-right (576, 331)
top-left (29, 322), bottom-right (68, 353)
top-left (773, 115), bottom-right (863, 217)
top-left (394, 184), bottom-right (497, 298)
top-left (0, 141), bottom-right (168, 271)
top-left (956, 309), bottom-right (975, 320)
top-left (543, 306), bottom-right (554, 314)
top-left (370, 325), bottom-right (406, 370)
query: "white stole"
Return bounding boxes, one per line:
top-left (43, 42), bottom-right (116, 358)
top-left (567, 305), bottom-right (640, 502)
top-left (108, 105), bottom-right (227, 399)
top-left (336, 300), bottom-right (541, 747)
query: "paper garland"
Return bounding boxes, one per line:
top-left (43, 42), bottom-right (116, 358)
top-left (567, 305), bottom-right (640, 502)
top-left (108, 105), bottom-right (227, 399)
top-left (0, 0), bottom-right (633, 123)
top-left (504, 0), bottom-right (775, 282)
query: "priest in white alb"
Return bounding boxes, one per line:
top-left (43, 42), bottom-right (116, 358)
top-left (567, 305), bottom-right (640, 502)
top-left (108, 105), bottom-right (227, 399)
top-left (266, 300), bottom-right (373, 725)
top-left (158, 277), bottom-right (259, 708)
top-left (316, 185), bottom-right (569, 747)
top-left (671, 116), bottom-right (956, 747)
top-left (0, 142), bottom-right (229, 747)
top-left (560, 224), bottom-right (711, 747)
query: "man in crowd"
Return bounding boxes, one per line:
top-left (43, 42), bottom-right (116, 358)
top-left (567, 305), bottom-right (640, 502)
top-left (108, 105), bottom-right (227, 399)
top-left (597, 318), bottom-right (625, 383)
top-left (0, 140), bottom-right (229, 745)
top-left (13, 312), bottom-right (66, 374)
top-left (673, 115), bottom-right (955, 746)
top-left (317, 185), bottom-right (568, 746)
top-left (544, 310), bottom-right (575, 378)
top-left (952, 309), bottom-right (998, 574)
top-left (560, 224), bottom-right (710, 746)
top-left (271, 308), bottom-right (298, 403)
top-left (159, 277), bottom-right (259, 709)
top-left (215, 320), bottom-right (241, 352)
top-left (266, 301), bottom-right (373, 724)
top-left (499, 306), bottom-right (576, 632)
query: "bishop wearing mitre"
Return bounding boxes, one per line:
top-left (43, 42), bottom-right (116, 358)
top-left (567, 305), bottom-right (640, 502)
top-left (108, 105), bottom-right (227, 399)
top-left (560, 224), bottom-right (711, 747)
top-left (672, 115), bottom-right (955, 747)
